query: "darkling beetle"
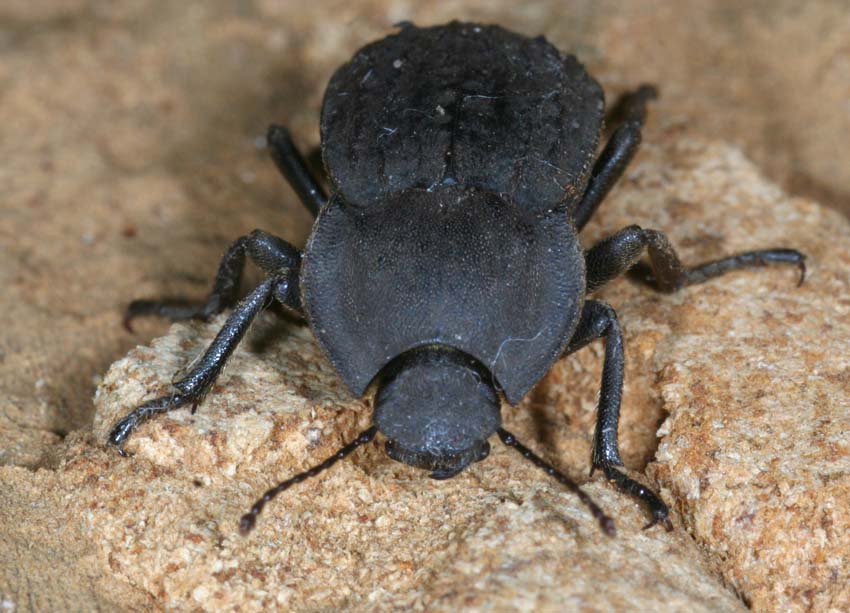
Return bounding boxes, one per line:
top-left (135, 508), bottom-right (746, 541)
top-left (109, 22), bottom-right (805, 536)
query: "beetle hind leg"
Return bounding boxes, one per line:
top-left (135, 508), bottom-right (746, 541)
top-left (564, 299), bottom-right (672, 530)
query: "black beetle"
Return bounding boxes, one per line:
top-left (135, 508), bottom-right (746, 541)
top-left (109, 22), bottom-right (805, 535)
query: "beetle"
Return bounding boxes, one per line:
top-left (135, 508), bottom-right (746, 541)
top-left (108, 21), bottom-right (805, 535)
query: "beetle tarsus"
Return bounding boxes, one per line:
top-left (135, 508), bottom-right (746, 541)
top-left (797, 258), bottom-right (807, 286)
top-left (643, 514), bottom-right (674, 532)
top-left (123, 230), bottom-right (303, 330)
top-left (108, 393), bottom-right (186, 454)
top-left (608, 83), bottom-right (658, 126)
top-left (123, 298), bottom-right (212, 331)
top-left (600, 464), bottom-right (670, 530)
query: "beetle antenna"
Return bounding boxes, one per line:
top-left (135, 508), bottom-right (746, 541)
top-left (240, 425), bottom-right (378, 535)
top-left (497, 428), bottom-right (616, 536)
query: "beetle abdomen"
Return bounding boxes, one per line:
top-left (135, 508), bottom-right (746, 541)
top-left (321, 22), bottom-right (603, 213)
top-left (301, 187), bottom-right (585, 404)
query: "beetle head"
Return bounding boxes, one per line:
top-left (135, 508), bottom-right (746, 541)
top-left (373, 346), bottom-right (501, 479)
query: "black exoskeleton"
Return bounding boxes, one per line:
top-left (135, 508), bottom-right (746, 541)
top-left (109, 22), bottom-right (805, 536)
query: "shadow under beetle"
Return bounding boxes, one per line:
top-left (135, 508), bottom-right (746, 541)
top-left (109, 22), bottom-right (805, 535)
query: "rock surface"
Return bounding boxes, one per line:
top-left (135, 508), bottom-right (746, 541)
top-left (2, 2), bottom-right (850, 611)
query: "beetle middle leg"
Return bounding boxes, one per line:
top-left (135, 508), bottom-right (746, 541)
top-left (584, 224), bottom-right (806, 293)
top-left (125, 229), bottom-right (302, 329)
top-left (564, 299), bottom-right (672, 529)
top-left (572, 85), bottom-right (658, 232)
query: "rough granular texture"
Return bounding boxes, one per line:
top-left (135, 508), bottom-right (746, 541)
top-left (649, 187), bottom-right (850, 609)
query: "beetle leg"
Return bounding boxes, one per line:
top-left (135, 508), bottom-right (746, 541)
top-left (267, 125), bottom-right (327, 217)
top-left (573, 85), bottom-right (657, 232)
top-left (584, 224), bottom-right (806, 293)
top-left (110, 273), bottom-right (297, 454)
top-left (564, 300), bottom-right (672, 530)
top-left (124, 229), bottom-right (302, 330)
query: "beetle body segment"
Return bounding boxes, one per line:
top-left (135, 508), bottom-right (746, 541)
top-left (301, 186), bottom-right (586, 404)
top-left (321, 22), bottom-right (603, 213)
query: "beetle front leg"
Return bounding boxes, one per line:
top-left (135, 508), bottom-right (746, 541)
top-left (267, 125), bottom-right (327, 217)
top-left (109, 273), bottom-right (297, 455)
top-left (585, 225), bottom-right (805, 293)
top-left (564, 299), bottom-right (671, 530)
top-left (573, 85), bottom-right (657, 232)
top-left (125, 229), bottom-right (302, 329)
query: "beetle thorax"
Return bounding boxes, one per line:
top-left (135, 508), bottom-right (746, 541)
top-left (301, 186), bottom-right (586, 405)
